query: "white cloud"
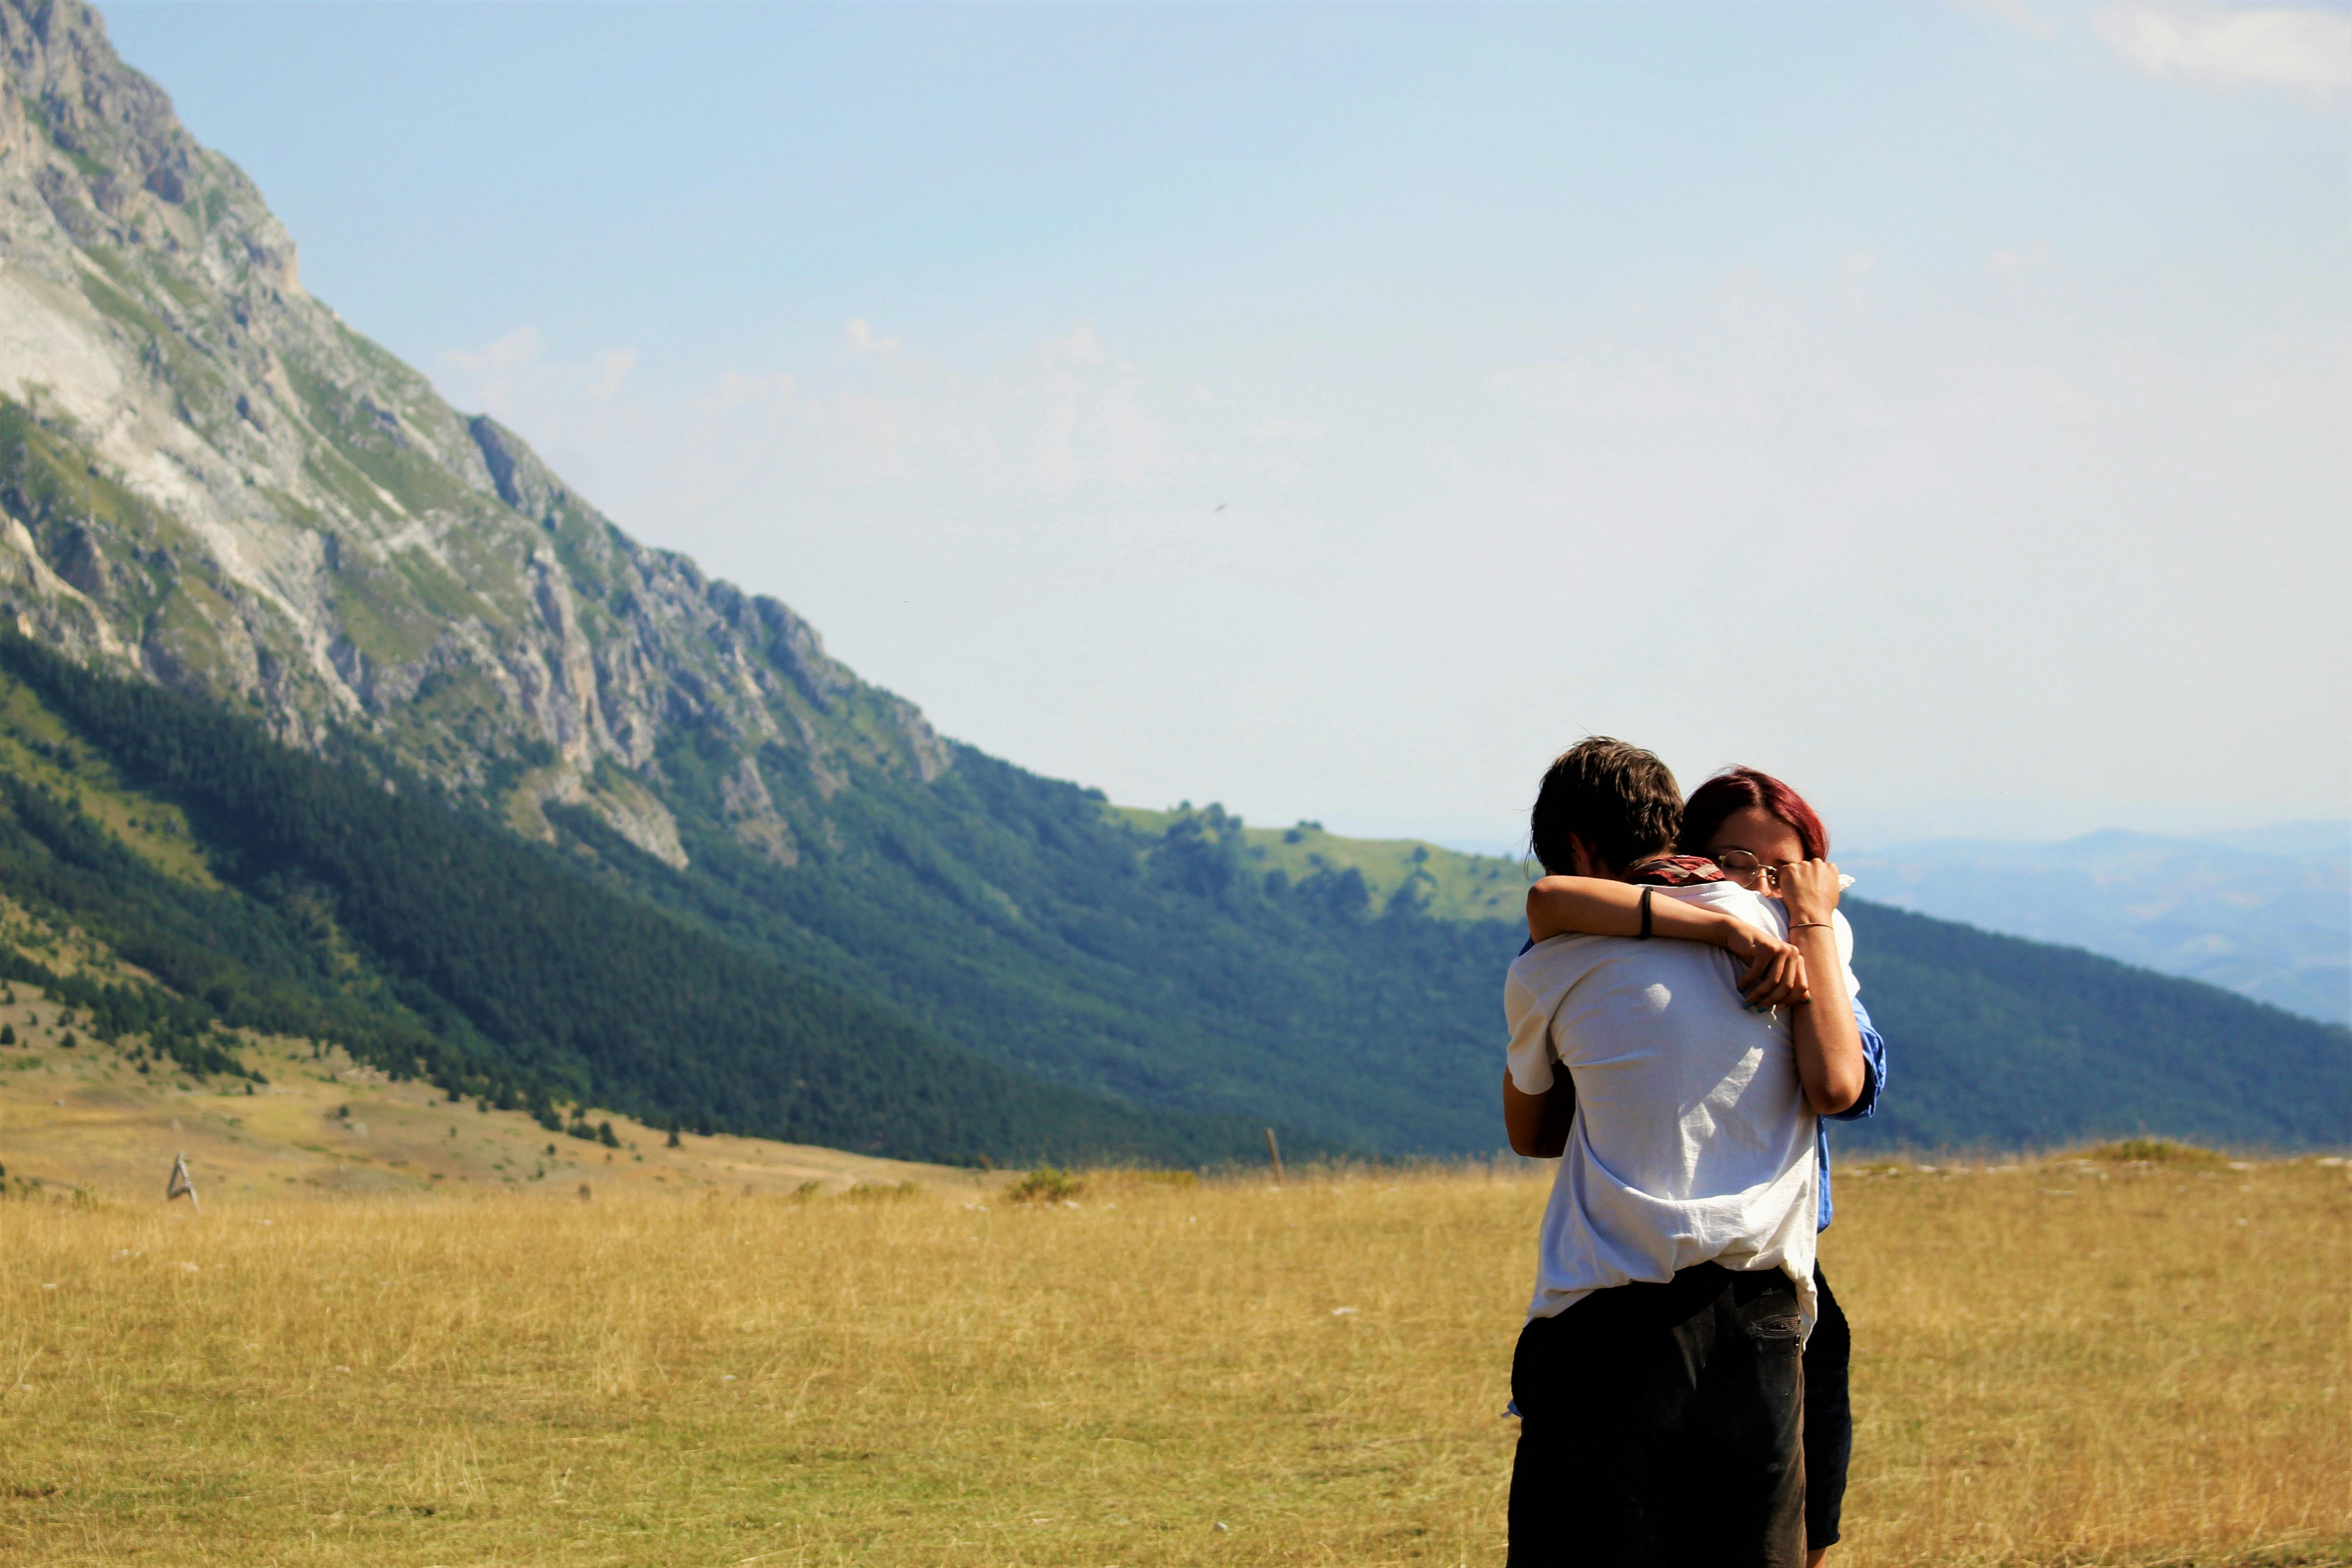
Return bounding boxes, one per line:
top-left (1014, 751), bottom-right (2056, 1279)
top-left (694, 369), bottom-right (797, 416)
top-left (437, 325), bottom-right (544, 414)
top-left (1041, 323), bottom-right (1110, 368)
top-left (439, 328), bottom-right (643, 417)
top-left (2094, 2), bottom-right (2352, 92)
top-left (531, 321), bottom-right (1198, 500)
top-left (587, 348), bottom-right (636, 402)
top-left (1989, 237), bottom-right (2053, 274)
top-left (433, 328), bottom-right (654, 494)
top-left (1845, 250), bottom-right (1882, 276)
top-left (1252, 416), bottom-right (1326, 443)
top-left (1967, 0), bottom-right (2063, 39)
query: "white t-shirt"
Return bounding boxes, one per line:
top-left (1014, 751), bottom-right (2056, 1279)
top-left (1504, 884), bottom-right (1848, 1333)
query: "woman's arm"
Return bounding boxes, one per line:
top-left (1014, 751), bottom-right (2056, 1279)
top-left (1777, 861), bottom-right (1868, 1116)
top-left (1525, 877), bottom-right (1811, 1007)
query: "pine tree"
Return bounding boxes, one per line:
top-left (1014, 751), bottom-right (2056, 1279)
top-left (666, 1120), bottom-right (681, 1149)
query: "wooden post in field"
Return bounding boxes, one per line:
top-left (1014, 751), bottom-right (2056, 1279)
top-left (1264, 1127), bottom-right (1284, 1186)
top-left (165, 1152), bottom-right (199, 1213)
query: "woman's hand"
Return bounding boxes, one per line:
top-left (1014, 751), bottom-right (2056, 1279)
top-left (1774, 859), bottom-right (1843, 929)
top-left (1720, 924), bottom-right (1811, 1008)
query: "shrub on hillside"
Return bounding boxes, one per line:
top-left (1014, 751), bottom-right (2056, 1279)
top-left (1079, 1166), bottom-right (1200, 1195)
top-left (1005, 1166), bottom-right (1082, 1204)
top-left (840, 1181), bottom-right (919, 1202)
top-left (2085, 1138), bottom-right (2226, 1168)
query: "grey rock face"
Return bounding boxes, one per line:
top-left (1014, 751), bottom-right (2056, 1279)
top-left (0, 0), bottom-right (948, 862)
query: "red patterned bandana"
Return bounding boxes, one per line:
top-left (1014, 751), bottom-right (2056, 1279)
top-left (1624, 855), bottom-right (1728, 887)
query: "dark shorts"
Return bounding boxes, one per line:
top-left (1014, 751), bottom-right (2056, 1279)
top-left (1507, 1262), bottom-right (1808, 1568)
top-left (1803, 1264), bottom-right (1853, 1550)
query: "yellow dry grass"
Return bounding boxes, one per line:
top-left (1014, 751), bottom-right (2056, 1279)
top-left (0, 1156), bottom-right (2342, 1567)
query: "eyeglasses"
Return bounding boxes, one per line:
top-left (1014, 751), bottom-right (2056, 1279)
top-left (1710, 849), bottom-right (1783, 888)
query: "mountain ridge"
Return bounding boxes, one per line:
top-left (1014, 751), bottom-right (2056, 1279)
top-left (1842, 828), bottom-right (2349, 1025)
top-left (0, 0), bottom-right (2341, 1165)
top-left (0, 0), bottom-right (944, 876)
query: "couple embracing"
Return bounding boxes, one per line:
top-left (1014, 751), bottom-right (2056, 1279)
top-left (1500, 738), bottom-right (1889, 1568)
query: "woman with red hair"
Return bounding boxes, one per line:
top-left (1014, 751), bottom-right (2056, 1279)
top-left (1520, 764), bottom-right (1886, 1568)
top-left (1676, 768), bottom-right (1883, 1568)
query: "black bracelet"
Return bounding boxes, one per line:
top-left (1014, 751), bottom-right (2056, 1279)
top-left (1637, 886), bottom-right (1653, 940)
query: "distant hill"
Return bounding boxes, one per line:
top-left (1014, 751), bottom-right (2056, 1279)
top-left (1838, 902), bottom-right (2346, 1151)
top-left (1843, 829), bottom-right (2350, 1025)
top-left (1108, 805), bottom-right (1533, 921)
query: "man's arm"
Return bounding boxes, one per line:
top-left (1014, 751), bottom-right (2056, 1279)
top-left (1503, 1069), bottom-right (1577, 1159)
top-left (1525, 877), bottom-right (1811, 1007)
top-left (1500, 964), bottom-right (1578, 1158)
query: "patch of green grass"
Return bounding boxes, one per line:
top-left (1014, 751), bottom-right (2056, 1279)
top-left (25, 100), bottom-right (113, 185)
top-left (74, 270), bottom-right (165, 342)
top-left (278, 329), bottom-right (489, 520)
top-left (1107, 804), bottom-right (1532, 922)
top-left (297, 448), bottom-right (395, 524)
top-left (0, 682), bottom-right (216, 889)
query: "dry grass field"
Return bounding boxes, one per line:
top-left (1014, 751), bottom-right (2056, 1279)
top-left (0, 1142), bottom-right (2343, 1567)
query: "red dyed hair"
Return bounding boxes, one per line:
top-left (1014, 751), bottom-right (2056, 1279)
top-left (1677, 767), bottom-right (1829, 861)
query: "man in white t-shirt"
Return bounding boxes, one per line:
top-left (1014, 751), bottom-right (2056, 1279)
top-left (1499, 738), bottom-right (1868, 1568)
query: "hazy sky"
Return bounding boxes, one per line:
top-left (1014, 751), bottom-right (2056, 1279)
top-left (108, 1), bottom-right (2350, 848)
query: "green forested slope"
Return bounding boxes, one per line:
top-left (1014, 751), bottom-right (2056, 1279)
top-left (559, 717), bottom-right (2351, 1155)
top-left (1841, 901), bottom-right (2348, 1151)
top-left (0, 635), bottom-right (1291, 1166)
top-left (555, 779), bottom-right (1520, 1156)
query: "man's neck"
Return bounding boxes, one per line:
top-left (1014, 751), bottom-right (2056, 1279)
top-left (1582, 845), bottom-right (1675, 883)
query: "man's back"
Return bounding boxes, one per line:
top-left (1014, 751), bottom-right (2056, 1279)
top-left (1504, 883), bottom-right (1818, 1326)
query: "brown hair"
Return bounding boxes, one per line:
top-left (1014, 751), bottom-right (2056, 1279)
top-left (1529, 737), bottom-right (1681, 875)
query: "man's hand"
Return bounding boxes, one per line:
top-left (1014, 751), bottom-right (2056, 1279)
top-left (1719, 923), bottom-right (1810, 1009)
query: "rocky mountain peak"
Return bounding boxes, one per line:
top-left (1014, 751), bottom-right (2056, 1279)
top-left (0, 0), bottom-right (951, 867)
